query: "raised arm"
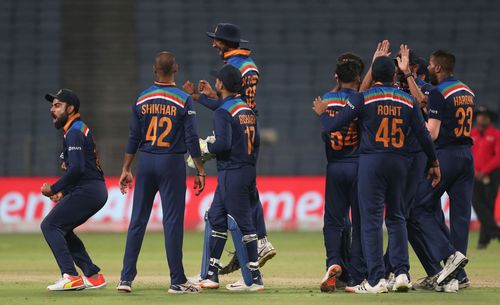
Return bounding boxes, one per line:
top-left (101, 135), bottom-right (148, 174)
top-left (360, 40), bottom-right (391, 92)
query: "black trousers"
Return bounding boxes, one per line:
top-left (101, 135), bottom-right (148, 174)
top-left (472, 170), bottom-right (500, 245)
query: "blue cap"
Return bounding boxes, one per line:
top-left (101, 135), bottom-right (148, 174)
top-left (45, 88), bottom-right (80, 112)
top-left (211, 64), bottom-right (242, 93)
top-left (206, 23), bottom-right (248, 43)
top-left (372, 56), bottom-right (396, 83)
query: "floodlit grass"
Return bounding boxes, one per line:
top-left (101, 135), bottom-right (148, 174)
top-left (0, 231), bottom-right (499, 305)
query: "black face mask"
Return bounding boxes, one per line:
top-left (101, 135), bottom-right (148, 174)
top-left (54, 112), bottom-right (69, 130)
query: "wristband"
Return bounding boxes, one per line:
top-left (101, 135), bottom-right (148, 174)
top-left (404, 72), bottom-right (413, 79)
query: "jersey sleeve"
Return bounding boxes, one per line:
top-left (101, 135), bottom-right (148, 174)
top-left (125, 103), bottom-right (142, 154)
top-left (207, 109), bottom-right (232, 154)
top-left (427, 89), bottom-right (445, 120)
top-left (242, 71), bottom-right (259, 109)
top-left (198, 94), bottom-right (224, 111)
top-left (51, 130), bottom-right (86, 193)
top-left (184, 97), bottom-right (202, 158)
top-left (410, 102), bottom-right (437, 162)
top-left (319, 92), bottom-right (363, 133)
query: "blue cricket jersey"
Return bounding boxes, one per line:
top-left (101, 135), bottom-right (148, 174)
top-left (51, 114), bottom-right (104, 193)
top-left (320, 83), bottom-right (437, 162)
top-left (198, 49), bottom-right (260, 113)
top-left (428, 77), bottom-right (475, 149)
top-left (126, 82), bottom-right (201, 158)
top-left (320, 88), bottom-right (359, 162)
top-left (207, 95), bottom-right (260, 170)
top-left (407, 78), bottom-right (434, 153)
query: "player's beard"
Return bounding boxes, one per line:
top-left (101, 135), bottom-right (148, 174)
top-left (53, 112), bottom-right (69, 129)
top-left (429, 72), bottom-right (438, 85)
top-left (218, 45), bottom-right (230, 60)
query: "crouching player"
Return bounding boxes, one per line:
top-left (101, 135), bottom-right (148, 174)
top-left (193, 64), bottom-right (264, 291)
top-left (41, 89), bottom-right (107, 291)
top-left (313, 53), bottom-right (366, 292)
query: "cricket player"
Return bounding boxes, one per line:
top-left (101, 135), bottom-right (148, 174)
top-left (193, 64), bottom-right (264, 291)
top-left (116, 52), bottom-right (206, 294)
top-left (313, 53), bottom-right (366, 292)
top-left (361, 42), bottom-right (443, 290)
top-left (41, 89), bottom-right (108, 291)
top-left (314, 56), bottom-right (441, 293)
top-left (383, 45), bottom-right (440, 288)
top-left (412, 50), bottom-right (476, 292)
top-left (183, 23), bottom-right (275, 279)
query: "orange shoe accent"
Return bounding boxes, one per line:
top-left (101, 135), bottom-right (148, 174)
top-left (320, 264), bottom-right (342, 293)
top-left (63, 275), bottom-right (84, 289)
top-left (85, 274), bottom-right (107, 289)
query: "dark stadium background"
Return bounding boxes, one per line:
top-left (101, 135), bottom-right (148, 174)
top-left (1, 0), bottom-right (499, 177)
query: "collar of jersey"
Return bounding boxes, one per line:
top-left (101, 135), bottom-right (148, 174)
top-left (63, 113), bottom-right (81, 133)
top-left (339, 88), bottom-right (357, 94)
top-left (221, 94), bottom-right (240, 102)
top-left (441, 76), bottom-right (456, 83)
top-left (373, 81), bottom-right (394, 87)
top-left (154, 81), bottom-right (176, 87)
top-left (223, 49), bottom-right (251, 59)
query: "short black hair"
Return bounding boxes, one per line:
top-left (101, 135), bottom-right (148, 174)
top-left (337, 52), bottom-right (365, 74)
top-left (431, 50), bottom-right (455, 73)
top-left (154, 51), bottom-right (176, 75)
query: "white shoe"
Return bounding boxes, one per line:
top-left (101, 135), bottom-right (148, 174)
top-left (47, 273), bottom-right (85, 291)
top-left (258, 238), bottom-right (277, 267)
top-left (435, 279), bottom-right (459, 293)
top-left (437, 251), bottom-right (468, 285)
top-left (226, 278), bottom-right (264, 292)
top-left (345, 281), bottom-right (362, 293)
top-left (392, 274), bottom-right (412, 292)
top-left (353, 279), bottom-right (388, 294)
top-left (116, 280), bottom-right (132, 293)
top-left (194, 278), bottom-right (219, 289)
top-left (386, 273), bottom-right (395, 291)
top-left (168, 281), bottom-right (202, 294)
top-left (226, 278), bottom-right (245, 289)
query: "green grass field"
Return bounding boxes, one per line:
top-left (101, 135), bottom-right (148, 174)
top-left (1, 231), bottom-right (499, 305)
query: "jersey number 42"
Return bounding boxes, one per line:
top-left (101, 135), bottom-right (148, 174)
top-left (146, 116), bottom-right (172, 147)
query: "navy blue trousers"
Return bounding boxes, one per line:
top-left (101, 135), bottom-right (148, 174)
top-left (208, 166), bottom-right (259, 268)
top-left (209, 166), bottom-right (257, 235)
top-left (121, 153), bottom-right (187, 285)
top-left (323, 161), bottom-right (365, 283)
top-left (358, 153), bottom-right (409, 286)
top-left (413, 146), bottom-right (474, 279)
top-left (41, 180), bottom-right (107, 276)
top-left (251, 187), bottom-right (267, 239)
top-left (384, 151), bottom-right (441, 277)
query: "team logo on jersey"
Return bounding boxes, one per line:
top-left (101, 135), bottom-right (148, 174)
top-left (68, 146), bottom-right (82, 151)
